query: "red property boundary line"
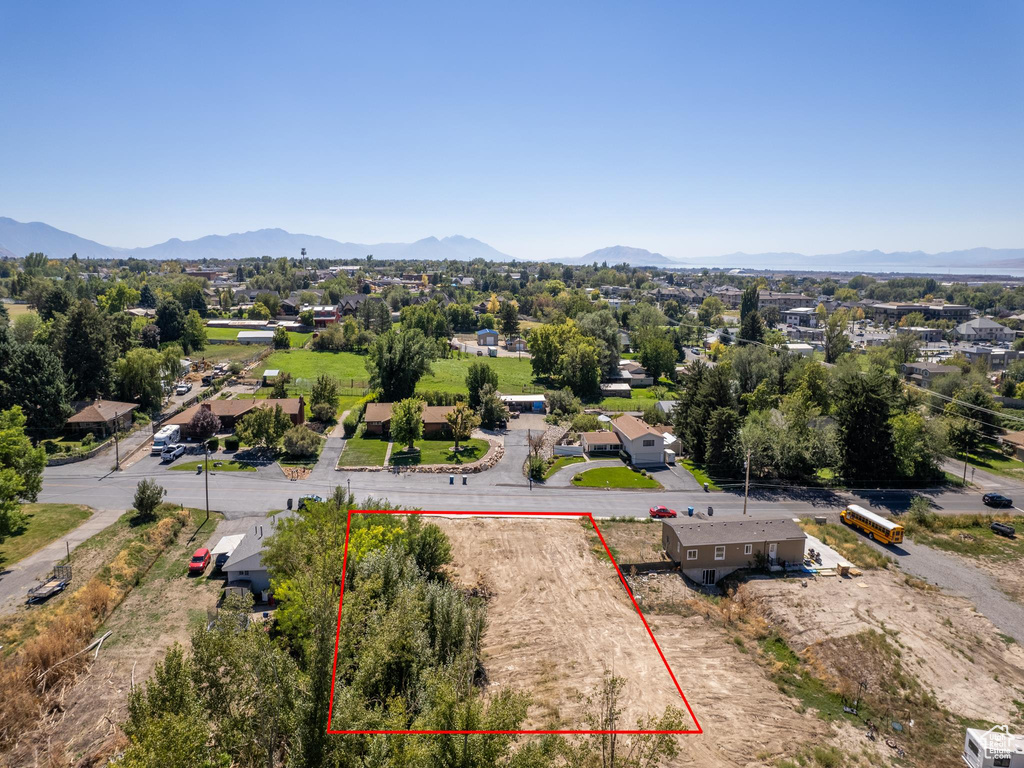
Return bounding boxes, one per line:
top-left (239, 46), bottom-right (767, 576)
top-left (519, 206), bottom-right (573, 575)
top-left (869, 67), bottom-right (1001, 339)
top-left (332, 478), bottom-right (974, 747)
top-left (327, 510), bottom-right (703, 736)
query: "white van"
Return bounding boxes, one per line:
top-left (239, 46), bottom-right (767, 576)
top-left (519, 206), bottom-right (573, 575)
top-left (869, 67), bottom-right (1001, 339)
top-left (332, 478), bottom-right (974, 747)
top-left (151, 425), bottom-right (181, 455)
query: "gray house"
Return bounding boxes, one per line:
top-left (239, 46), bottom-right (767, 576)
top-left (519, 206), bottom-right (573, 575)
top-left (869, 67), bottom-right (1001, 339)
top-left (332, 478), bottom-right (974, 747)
top-left (223, 524), bottom-right (274, 594)
top-left (662, 518), bottom-right (806, 586)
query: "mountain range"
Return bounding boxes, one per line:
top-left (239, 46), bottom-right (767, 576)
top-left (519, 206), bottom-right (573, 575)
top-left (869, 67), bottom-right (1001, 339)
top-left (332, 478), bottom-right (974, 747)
top-left (0, 217), bottom-right (510, 263)
top-left (2, 216), bottom-right (1023, 272)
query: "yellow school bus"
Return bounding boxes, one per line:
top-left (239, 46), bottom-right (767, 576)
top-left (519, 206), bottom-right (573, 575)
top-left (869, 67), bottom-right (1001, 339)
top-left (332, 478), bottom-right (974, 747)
top-left (840, 504), bottom-right (904, 544)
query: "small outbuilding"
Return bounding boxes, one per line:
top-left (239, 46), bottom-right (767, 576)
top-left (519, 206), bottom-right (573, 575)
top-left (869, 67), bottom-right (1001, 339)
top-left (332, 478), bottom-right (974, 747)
top-left (237, 330), bottom-right (275, 344)
top-left (476, 328), bottom-right (499, 346)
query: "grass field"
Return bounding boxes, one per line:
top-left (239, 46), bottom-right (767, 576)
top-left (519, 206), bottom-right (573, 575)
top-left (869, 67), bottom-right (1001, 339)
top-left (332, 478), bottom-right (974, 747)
top-left (798, 519), bottom-right (893, 569)
top-left (169, 459), bottom-right (257, 472)
top-left (390, 438), bottom-right (489, 466)
top-left (4, 302), bottom-right (36, 319)
top-left (960, 443), bottom-right (1024, 481)
top-left (571, 466), bottom-right (662, 489)
top-left (195, 343), bottom-right (269, 365)
top-left (337, 433), bottom-right (390, 467)
top-left (417, 356), bottom-right (539, 394)
top-left (0, 504), bottom-right (92, 567)
top-left (256, 349), bottom-right (369, 384)
top-left (679, 459), bottom-right (722, 491)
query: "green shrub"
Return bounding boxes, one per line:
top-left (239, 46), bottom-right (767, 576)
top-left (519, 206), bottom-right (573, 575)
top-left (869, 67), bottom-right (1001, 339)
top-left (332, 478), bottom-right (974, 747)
top-left (526, 454), bottom-right (545, 480)
top-left (42, 440), bottom-right (58, 455)
top-left (81, 432), bottom-right (95, 447)
top-left (283, 425), bottom-right (321, 457)
top-left (311, 402), bottom-right (335, 423)
top-left (570, 413), bottom-right (601, 433)
top-left (343, 411), bottom-right (359, 438)
top-left (224, 435), bottom-right (240, 451)
top-left (206, 437), bottom-right (220, 452)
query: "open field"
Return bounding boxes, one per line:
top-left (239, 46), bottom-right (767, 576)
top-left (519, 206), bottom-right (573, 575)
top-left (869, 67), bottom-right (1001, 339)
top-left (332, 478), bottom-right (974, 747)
top-left (0, 504), bottom-right (92, 568)
top-left (3, 302), bottom-right (36, 318)
top-left (193, 343), bottom-right (269, 365)
top-left (417, 355), bottom-right (539, 394)
top-left (961, 443), bottom-right (1024, 481)
top-left (255, 349), bottom-right (368, 383)
top-left (571, 466), bottom-right (662, 489)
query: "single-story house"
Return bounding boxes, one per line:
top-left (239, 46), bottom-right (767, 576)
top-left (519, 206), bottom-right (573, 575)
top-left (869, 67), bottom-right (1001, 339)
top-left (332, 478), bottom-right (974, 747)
top-left (662, 518), bottom-right (806, 585)
top-left (580, 431), bottom-right (621, 455)
top-left (897, 326), bottom-right (943, 344)
top-left (363, 402), bottom-right (394, 436)
top-left (610, 414), bottom-right (668, 467)
top-left (362, 403), bottom-right (455, 437)
top-left (901, 361), bottom-right (959, 387)
top-left (422, 405), bottom-right (455, 437)
top-left (656, 400), bottom-right (678, 418)
top-left (500, 394), bottom-right (546, 413)
top-left (223, 523), bottom-right (274, 594)
top-left (600, 382), bottom-right (631, 398)
top-left (166, 397), bottom-right (305, 435)
top-left (237, 330), bottom-right (275, 344)
top-left (66, 400), bottom-right (139, 437)
top-left (476, 328), bottom-right (499, 346)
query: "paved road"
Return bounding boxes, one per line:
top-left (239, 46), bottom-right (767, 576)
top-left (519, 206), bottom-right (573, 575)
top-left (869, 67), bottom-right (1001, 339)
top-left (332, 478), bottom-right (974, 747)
top-left (0, 508), bottom-right (125, 614)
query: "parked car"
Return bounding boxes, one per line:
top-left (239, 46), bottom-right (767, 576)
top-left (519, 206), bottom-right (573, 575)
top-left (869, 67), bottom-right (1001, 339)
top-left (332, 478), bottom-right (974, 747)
top-left (983, 493), bottom-right (1013, 508)
top-left (649, 505), bottom-right (677, 519)
top-left (175, 381), bottom-right (193, 395)
top-left (188, 548), bottom-right (211, 575)
top-left (690, 347), bottom-right (701, 355)
top-left (161, 444), bottom-right (186, 462)
top-left (297, 494), bottom-right (324, 510)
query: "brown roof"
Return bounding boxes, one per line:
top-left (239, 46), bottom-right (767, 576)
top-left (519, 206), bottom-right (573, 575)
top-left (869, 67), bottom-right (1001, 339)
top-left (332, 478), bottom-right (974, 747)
top-left (650, 425), bottom-right (674, 436)
top-left (1003, 431), bottom-right (1024, 449)
top-left (580, 431), bottom-right (620, 445)
top-left (422, 405), bottom-right (455, 424)
top-left (611, 414), bottom-right (660, 441)
top-left (67, 400), bottom-right (139, 424)
top-left (166, 398), bottom-right (302, 426)
top-left (364, 402), bottom-right (394, 423)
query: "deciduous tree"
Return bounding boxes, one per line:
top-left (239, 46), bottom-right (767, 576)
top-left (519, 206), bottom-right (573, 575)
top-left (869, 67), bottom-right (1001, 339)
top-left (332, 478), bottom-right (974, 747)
top-left (391, 397), bottom-right (424, 452)
top-left (366, 329), bottom-right (435, 401)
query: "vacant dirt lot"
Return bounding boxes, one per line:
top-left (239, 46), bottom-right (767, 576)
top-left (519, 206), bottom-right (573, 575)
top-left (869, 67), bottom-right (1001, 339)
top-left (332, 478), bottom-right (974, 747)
top-left (436, 516), bottom-right (837, 766)
top-left (436, 516), bottom-right (691, 730)
top-left (744, 568), bottom-right (1024, 724)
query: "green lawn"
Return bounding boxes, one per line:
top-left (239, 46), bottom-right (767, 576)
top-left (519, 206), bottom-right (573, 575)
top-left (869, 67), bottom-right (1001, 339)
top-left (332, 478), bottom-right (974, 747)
top-left (4, 302), bottom-right (37, 319)
top-left (337, 434), bottom-right (390, 467)
top-left (542, 455), bottom-right (585, 480)
top-left (960, 443), bottom-right (1024, 482)
top-left (0, 504), bottom-right (92, 567)
top-left (417, 356), bottom-right (539, 394)
top-left (571, 466), bottom-right (662, 489)
top-left (598, 397), bottom-right (638, 410)
top-left (390, 438), bottom-right (489, 466)
top-left (257, 350), bottom-right (369, 385)
top-left (169, 459), bottom-right (257, 472)
top-left (679, 459), bottom-right (722, 491)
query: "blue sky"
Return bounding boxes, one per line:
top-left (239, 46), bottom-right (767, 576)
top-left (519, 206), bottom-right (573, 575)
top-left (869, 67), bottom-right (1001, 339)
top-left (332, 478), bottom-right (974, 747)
top-left (1, 1), bottom-right (1021, 262)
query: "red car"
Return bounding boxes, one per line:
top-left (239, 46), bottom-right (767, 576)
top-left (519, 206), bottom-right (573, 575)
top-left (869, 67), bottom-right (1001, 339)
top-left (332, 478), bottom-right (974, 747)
top-left (188, 547), bottom-right (211, 575)
top-left (649, 505), bottom-right (677, 519)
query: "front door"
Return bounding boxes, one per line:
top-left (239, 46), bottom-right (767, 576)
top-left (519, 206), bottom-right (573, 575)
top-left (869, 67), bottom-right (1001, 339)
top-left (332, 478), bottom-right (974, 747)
top-left (702, 569), bottom-right (716, 585)
top-left (768, 543), bottom-right (777, 563)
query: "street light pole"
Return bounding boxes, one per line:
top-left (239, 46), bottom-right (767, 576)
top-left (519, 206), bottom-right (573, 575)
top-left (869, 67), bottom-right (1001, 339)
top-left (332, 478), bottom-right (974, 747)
top-left (114, 411), bottom-right (120, 470)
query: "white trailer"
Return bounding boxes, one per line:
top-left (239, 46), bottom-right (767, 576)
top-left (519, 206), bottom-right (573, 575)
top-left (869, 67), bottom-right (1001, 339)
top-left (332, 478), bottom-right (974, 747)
top-left (210, 534), bottom-right (245, 571)
top-left (964, 727), bottom-right (1024, 768)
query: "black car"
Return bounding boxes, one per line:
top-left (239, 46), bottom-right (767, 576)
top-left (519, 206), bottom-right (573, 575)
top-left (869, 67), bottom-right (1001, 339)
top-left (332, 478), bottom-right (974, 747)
top-left (983, 493), bottom-right (1013, 508)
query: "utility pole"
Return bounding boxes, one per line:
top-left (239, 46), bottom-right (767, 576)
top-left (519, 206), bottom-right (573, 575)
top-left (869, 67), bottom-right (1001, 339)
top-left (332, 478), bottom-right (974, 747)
top-left (347, 478), bottom-right (351, 498)
top-left (203, 444), bottom-right (210, 530)
top-left (113, 412), bottom-right (120, 470)
top-left (742, 450), bottom-right (752, 516)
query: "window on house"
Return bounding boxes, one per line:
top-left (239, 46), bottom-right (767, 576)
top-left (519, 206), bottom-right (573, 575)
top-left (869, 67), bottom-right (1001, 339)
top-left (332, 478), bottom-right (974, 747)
top-left (687, 549), bottom-right (697, 560)
top-left (744, 544), bottom-right (752, 555)
top-left (714, 546), bottom-right (725, 561)
top-left (642, 439), bottom-right (655, 447)
top-left (241, 570), bottom-right (249, 576)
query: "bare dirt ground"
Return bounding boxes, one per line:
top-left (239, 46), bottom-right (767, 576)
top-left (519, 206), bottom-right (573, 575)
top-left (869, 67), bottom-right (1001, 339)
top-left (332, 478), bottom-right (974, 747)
top-left (435, 516), bottom-right (691, 730)
top-left (743, 569), bottom-right (1024, 724)
top-left (6, 520), bottom-right (225, 766)
top-left (435, 516), bottom-right (838, 767)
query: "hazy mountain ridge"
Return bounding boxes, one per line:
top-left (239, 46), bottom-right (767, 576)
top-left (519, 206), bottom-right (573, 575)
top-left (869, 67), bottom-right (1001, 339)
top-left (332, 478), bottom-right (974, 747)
top-left (553, 245), bottom-right (677, 267)
top-left (0, 218), bottom-right (510, 262)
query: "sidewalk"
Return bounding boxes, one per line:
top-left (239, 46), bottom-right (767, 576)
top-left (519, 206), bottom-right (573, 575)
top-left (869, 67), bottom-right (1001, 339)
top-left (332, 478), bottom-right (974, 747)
top-left (0, 508), bottom-right (125, 615)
